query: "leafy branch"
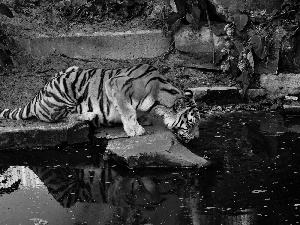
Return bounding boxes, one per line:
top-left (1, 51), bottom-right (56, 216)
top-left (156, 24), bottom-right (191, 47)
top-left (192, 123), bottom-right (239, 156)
top-left (220, 22), bottom-right (256, 97)
top-left (218, 0), bottom-right (300, 97)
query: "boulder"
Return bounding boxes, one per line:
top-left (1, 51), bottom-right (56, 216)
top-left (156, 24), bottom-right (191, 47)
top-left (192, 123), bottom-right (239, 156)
top-left (174, 25), bottom-right (225, 64)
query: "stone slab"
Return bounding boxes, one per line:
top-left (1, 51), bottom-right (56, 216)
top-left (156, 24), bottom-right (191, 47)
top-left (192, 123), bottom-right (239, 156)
top-left (283, 104), bottom-right (300, 113)
top-left (189, 86), bottom-right (239, 101)
top-left (94, 114), bottom-right (167, 140)
top-left (16, 30), bottom-right (172, 60)
top-left (0, 114), bottom-right (209, 168)
top-left (103, 132), bottom-right (210, 168)
top-left (95, 115), bottom-right (210, 169)
top-left (0, 118), bottom-right (90, 149)
top-left (189, 86), bottom-right (241, 104)
top-left (260, 73), bottom-right (300, 99)
top-left (246, 89), bottom-right (267, 100)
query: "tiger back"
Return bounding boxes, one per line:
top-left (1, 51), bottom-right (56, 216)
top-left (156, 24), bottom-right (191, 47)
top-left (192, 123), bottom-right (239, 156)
top-left (0, 64), bottom-right (201, 142)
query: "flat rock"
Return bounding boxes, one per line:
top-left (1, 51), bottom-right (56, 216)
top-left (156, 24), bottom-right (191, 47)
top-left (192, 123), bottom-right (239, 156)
top-left (95, 115), bottom-right (210, 168)
top-left (0, 118), bottom-right (90, 149)
top-left (260, 73), bottom-right (300, 99)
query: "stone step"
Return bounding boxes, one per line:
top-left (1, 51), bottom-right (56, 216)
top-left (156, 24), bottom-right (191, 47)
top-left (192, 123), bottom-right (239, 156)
top-left (16, 30), bottom-right (171, 60)
top-left (283, 103), bottom-right (300, 113)
top-left (190, 86), bottom-right (242, 104)
top-left (190, 87), bottom-right (267, 103)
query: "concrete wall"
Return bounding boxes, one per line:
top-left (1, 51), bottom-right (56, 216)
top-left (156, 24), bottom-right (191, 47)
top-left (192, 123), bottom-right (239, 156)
top-left (17, 30), bottom-right (171, 60)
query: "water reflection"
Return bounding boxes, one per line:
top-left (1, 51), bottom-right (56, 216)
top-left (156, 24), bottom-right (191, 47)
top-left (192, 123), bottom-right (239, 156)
top-left (0, 164), bottom-right (203, 224)
top-left (0, 157), bottom-right (256, 224)
top-left (0, 111), bottom-right (299, 224)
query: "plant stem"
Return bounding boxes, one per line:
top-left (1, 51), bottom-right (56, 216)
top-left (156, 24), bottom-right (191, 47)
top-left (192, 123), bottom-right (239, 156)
top-left (206, 9), bottom-right (215, 63)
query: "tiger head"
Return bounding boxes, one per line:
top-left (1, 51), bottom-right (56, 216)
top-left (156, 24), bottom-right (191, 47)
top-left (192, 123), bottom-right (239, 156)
top-left (171, 103), bottom-right (201, 143)
top-left (157, 90), bottom-right (202, 143)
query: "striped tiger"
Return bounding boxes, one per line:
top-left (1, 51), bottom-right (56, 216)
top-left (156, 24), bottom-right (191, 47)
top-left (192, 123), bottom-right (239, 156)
top-left (0, 64), bottom-right (201, 142)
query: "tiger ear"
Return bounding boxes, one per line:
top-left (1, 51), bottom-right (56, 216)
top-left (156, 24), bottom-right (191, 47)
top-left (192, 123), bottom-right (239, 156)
top-left (174, 98), bottom-right (186, 112)
top-left (184, 90), bottom-right (194, 99)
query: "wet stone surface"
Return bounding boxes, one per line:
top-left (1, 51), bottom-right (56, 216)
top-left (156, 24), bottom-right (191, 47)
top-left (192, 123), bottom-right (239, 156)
top-left (103, 132), bottom-right (209, 168)
top-left (0, 118), bottom-right (90, 148)
top-left (0, 114), bottom-right (209, 168)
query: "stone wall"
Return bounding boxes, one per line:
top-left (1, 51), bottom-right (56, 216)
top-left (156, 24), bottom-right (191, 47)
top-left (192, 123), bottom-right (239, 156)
top-left (209, 0), bottom-right (283, 12)
top-left (208, 0), bottom-right (284, 21)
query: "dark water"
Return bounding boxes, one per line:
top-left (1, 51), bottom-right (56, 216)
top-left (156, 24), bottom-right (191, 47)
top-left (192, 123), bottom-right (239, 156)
top-left (0, 111), bottom-right (300, 225)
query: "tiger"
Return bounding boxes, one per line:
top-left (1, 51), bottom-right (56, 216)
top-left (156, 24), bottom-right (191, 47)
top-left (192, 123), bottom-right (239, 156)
top-left (0, 64), bottom-right (201, 142)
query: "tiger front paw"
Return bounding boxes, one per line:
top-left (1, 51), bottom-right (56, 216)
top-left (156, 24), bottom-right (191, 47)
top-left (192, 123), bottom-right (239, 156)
top-left (124, 124), bottom-right (145, 137)
top-left (135, 124), bottom-right (145, 136)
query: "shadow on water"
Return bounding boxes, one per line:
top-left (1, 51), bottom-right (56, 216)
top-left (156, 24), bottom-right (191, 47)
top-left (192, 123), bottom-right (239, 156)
top-left (0, 111), bottom-right (300, 224)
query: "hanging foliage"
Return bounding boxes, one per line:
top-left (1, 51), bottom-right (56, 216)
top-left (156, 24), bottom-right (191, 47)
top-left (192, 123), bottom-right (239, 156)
top-left (55, 0), bottom-right (147, 23)
top-left (163, 0), bottom-right (209, 37)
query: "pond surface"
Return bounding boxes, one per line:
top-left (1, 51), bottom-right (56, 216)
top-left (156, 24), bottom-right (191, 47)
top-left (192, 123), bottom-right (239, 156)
top-left (0, 111), bottom-right (300, 225)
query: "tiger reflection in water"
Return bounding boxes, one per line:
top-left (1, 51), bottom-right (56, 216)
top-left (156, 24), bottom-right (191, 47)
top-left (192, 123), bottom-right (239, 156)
top-left (29, 164), bottom-right (173, 209)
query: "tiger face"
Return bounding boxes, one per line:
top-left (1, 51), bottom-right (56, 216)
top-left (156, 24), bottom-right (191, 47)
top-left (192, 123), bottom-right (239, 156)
top-left (171, 103), bottom-right (201, 143)
top-left (157, 89), bottom-right (202, 143)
